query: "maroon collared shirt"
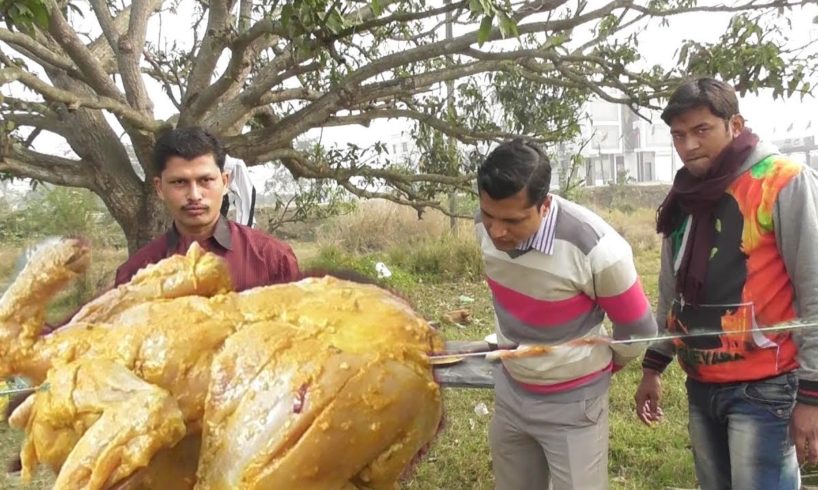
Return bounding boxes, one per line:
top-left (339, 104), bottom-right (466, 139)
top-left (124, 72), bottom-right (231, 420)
top-left (115, 217), bottom-right (300, 291)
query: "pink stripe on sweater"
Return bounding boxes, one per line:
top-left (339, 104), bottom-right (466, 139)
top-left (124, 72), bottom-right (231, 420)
top-left (596, 280), bottom-right (650, 325)
top-left (512, 362), bottom-right (613, 394)
top-left (486, 277), bottom-right (594, 327)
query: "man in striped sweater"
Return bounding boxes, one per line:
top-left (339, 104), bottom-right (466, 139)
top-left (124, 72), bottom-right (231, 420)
top-left (477, 139), bottom-right (657, 490)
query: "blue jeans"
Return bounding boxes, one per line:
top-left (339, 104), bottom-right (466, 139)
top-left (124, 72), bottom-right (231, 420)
top-left (686, 373), bottom-right (800, 490)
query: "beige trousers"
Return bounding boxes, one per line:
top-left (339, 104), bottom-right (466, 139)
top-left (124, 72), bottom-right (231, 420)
top-left (489, 375), bottom-right (609, 490)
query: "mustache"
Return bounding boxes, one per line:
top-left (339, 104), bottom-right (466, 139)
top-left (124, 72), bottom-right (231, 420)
top-left (182, 204), bottom-right (209, 211)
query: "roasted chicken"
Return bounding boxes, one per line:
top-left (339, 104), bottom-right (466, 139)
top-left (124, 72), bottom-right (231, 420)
top-left (0, 238), bottom-right (443, 490)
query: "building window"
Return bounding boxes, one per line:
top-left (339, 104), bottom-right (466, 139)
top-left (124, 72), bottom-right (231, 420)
top-left (615, 155), bottom-right (625, 174)
top-left (637, 152), bottom-right (655, 182)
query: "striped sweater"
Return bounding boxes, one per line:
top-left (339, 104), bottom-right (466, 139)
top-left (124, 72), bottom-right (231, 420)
top-left (478, 196), bottom-right (658, 400)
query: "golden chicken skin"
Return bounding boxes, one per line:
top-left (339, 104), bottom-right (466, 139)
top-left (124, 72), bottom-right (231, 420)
top-left (1, 238), bottom-right (443, 490)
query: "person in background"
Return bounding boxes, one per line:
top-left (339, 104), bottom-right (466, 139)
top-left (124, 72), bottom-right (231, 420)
top-left (220, 158), bottom-right (257, 228)
top-left (477, 138), bottom-right (657, 489)
top-left (634, 77), bottom-right (818, 490)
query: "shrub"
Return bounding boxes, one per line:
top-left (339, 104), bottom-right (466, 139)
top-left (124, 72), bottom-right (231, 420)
top-left (0, 186), bottom-right (125, 247)
top-left (386, 233), bottom-right (483, 282)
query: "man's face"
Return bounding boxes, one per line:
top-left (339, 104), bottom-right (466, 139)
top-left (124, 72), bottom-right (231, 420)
top-left (153, 154), bottom-right (228, 235)
top-left (479, 189), bottom-right (548, 251)
top-left (669, 105), bottom-right (745, 177)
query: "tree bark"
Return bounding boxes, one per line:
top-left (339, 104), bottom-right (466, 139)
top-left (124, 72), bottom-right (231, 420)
top-left (99, 180), bottom-right (170, 255)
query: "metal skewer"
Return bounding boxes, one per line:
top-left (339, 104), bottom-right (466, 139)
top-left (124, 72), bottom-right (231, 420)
top-left (0, 386), bottom-right (38, 397)
top-left (0, 383), bottom-right (48, 398)
top-left (429, 318), bottom-right (818, 360)
top-left (609, 319), bottom-right (818, 344)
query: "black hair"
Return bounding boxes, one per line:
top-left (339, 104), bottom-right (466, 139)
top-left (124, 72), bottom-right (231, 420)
top-left (477, 138), bottom-right (551, 208)
top-left (661, 78), bottom-right (740, 126)
top-left (153, 127), bottom-right (226, 175)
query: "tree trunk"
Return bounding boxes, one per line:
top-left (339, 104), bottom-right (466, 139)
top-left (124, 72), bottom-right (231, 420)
top-left (127, 185), bottom-right (170, 255)
top-left (135, 187), bottom-right (171, 253)
top-left (96, 178), bottom-right (170, 255)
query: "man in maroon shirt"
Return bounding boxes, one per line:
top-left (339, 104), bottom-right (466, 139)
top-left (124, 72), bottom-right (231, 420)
top-left (3, 128), bottom-right (299, 476)
top-left (115, 127), bottom-right (299, 290)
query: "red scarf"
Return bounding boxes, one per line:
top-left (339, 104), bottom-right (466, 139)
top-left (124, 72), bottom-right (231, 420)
top-left (656, 129), bottom-right (758, 306)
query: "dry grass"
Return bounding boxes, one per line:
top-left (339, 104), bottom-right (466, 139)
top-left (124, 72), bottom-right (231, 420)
top-left (316, 199), bottom-right (473, 253)
top-left (595, 206), bottom-right (662, 254)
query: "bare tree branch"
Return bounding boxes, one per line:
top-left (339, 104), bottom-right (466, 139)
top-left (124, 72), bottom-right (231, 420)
top-left (0, 67), bottom-right (161, 132)
top-left (1, 95), bottom-right (58, 118)
top-left (629, 0), bottom-right (814, 16)
top-left (336, 181), bottom-right (472, 219)
top-left (0, 28), bottom-right (75, 74)
top-left (238, 0), bottom-right (253, 31)
top-left (0, 141), bottom-right (95, 189)
top-left (183, 19), bottom-right (284, 123)
top-left (143, 50), bottom-right (183, 110)
top-left (361, 60), bottom-right (504, 101)
top-left (115, 0), bottom-right (161, 113)
top-left (88, 0), bottom-right (120, 50)
top-left (87, 4), bottom-right (137, 74)
top-left (45, 0), bottom-right (124, 100)
top-left (330, 1), bottom-right (468, 41)
top-left (252, 147), bottom-right (472, 187)
top-left (324, 107), bottom-right (568, 144)
top-left (3, 113), bottom-right (69, 137)
top-left (180, 0), bottom-right (235, 122)
top-left (258, 87), bottom-right (323, 104)
top-left (206, 61), bottom-right (322, 130)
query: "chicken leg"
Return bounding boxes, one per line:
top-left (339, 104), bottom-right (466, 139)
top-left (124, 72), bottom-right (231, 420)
top-left (0, 238), bottom-right (90, 376)
top-left (14, 358), bottom-right (186, 490)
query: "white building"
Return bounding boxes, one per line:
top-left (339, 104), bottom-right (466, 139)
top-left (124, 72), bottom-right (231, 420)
top-left (575, 100), bottom-right (677, 186)
top-left (382, 130), bottom-right (419, 165)
top-left (769, 123), bottom-right (818, 169)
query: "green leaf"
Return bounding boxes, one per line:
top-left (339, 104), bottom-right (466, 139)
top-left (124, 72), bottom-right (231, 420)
top-left (478, 0), bottom-right (495, 16)
top-left (281, 4), bottom-right (293, 29)
top-left (298, 1), bottom-right (313, 27)
top-left (371, 0), bottom-right (382, 15)
top-left (31, 3), bottom-right (48, 28)
top-left (477, 15), bottom-right (493, 45)
top-left (497, 11), bottom-right (517, 38)
top-left (12, 4), bottom-right (32, 17)
top-left (326, 10), bottom-right (344, 34)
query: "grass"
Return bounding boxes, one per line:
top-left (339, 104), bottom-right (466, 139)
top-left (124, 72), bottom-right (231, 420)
top-left (0, 202), bottom-right (701, 489)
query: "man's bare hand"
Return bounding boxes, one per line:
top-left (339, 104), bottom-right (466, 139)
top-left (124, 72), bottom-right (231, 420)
top-left (791, 403), bottom-right (818, 465)
top-left (635, 369), bottom-right (664, 426)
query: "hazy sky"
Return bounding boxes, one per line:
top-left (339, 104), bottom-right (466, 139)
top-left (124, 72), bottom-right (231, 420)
top-left (5, 1), bottom-right (818, 190)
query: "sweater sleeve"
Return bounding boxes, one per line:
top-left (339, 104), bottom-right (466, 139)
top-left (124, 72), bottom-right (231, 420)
top-left (587, 230), bottom-right (658, 369)
top-left (774, 166), bottom-right (818, 405)
top-left (641, 237), bottom-right (677, 373)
